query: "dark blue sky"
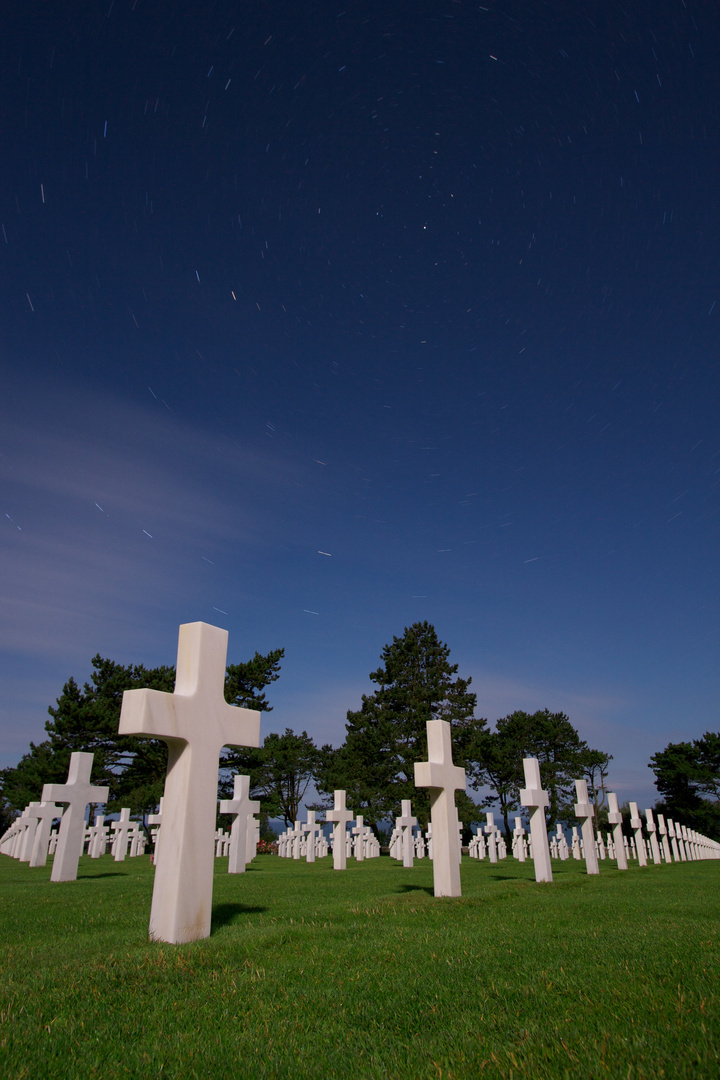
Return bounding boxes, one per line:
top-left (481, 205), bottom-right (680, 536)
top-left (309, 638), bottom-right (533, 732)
top-left (1, 0), bottom-right (718, 810)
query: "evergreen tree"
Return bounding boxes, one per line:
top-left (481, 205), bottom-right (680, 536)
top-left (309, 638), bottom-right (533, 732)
top-left (316, 622), bottom-right (481, 829)
top-left (462, 709), bottom-right (606, 832)
top-left (225, 728), bottom-right (320, 827)
top-left (0, 647), bottom-right (284, 820)
top-left (649, 732), bottom-right (720, 839)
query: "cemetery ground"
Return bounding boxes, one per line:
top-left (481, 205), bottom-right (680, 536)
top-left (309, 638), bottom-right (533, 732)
top-left (1, 855), bottom-right (718, 1080)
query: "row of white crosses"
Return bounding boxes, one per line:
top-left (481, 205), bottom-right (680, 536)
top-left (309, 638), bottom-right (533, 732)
top-left (0, 754), bottom-right (157, 874)
top-left (6, 621), bottom-right (719, 952)
top-left (276, 801), bottom-right (379, 863)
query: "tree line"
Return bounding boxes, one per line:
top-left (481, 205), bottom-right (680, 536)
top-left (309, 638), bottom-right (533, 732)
top-left (13, 621), bottom-right (708, 840)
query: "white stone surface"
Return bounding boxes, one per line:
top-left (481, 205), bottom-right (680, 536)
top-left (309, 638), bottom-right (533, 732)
top-left (351, 816), bottom-right (366, 861)
top-left (303, 811), bottom-right (321, 863)
top-left (485, 813), bottom-right (498, 864)
top-left (657, 815), bottom-right (673, 863)
top-left (219, 774), bottom-right (260, 873)
top-left (513, 817), bottom-right (527, 862)
top-left (644, 808), bottom-right (662, 865)
top-left (519, 758), bottom-right (553, 883)
top-left (607, 793), bottom-right (627, 870)
top-left (629, 802), bottom-right (647, 867)
top-left (88, 815), bottom-right (109, 859)
top-left (29, 803), bottom-right (62, 868)
top-left (573, 779), bottom-right (599, 875)
top-left (42, 752), bottom-right (109, 883)
top-left (111, 808), bottom-right (133, 862)
top-left (118, 622), bottom-right (261, 944)
top-left (414, 719), bottom-right (466, 898)
top-left (148, 798), bottom-right (164, 865)
top-left (397, 800), bottom-right (417, 868)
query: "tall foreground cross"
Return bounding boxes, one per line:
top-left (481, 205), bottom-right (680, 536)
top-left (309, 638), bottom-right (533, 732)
top-left (42, 752), bottom-right (109, 882)
top-left (414, 719), bottom-right (466, 898)
top-left (119, 622), bottom-right (261, 943)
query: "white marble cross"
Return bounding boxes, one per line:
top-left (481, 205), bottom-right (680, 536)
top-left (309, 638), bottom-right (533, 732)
top-left (118, 622), bottom-right (261, 943)
top-left (29, 802), bottom-right (63, 868)
top-left (644, 808), bottom-right (662, 864)
top-left (414, 719), bottom-right (466, 898)
top-left (629, 802), bottom-right (647, 867)
top-left (88, 814), bottom-right (109, 859)
top-left (304, 810), bottom-right (322, 863)
top-left (519, 758), bottom-right (553, 883)
top-left (397, 800), bottom-right (418, 868)
top-left (573, 779), bottom-right (599, 875)
top-left (19, 804), bottom-right (41, 863)
top-left (485, 812), bottom-right (498, 864)
top-left (219, 774), bottom-right (260, 873)
top-left (111, 808), bottom-right (133, 862)
top-left (352, 815), bottom-right (366, 862)
top-left (148, 797), bottom-right (164, 865)
top-left (657, 814), bottom-right (673, 863)
top-left (607, 793), bottom-right (627, 869)
top-left (42, 752), bottom-right (109, 882)
top-left (513, 817), bottom-right (527, 863)
top-left (324, 789), bottom-right (353, 871)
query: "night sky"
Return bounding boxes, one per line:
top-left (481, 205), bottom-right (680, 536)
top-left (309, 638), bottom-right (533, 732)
top-left (1, 1), bottom-right (718, 812)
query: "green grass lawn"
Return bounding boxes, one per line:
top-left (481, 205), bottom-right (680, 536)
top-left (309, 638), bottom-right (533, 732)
top-left (1, 852), bottom-right (718, 1079)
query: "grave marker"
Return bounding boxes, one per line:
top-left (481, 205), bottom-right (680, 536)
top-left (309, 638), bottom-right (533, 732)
top-left (42, 752), bottom-right (109, 883)
top-left (325, 790), bottom-right (354, 870)
top-left (219, 774), bottom-right (260, 873)
top-left (519, 758), bottom-right (553, 883)
top-left (397, 800), bottom-right (417, 868)
top-left (414, 719), bottom-right (466, 898)
top-left (607, 793), bottom-right (627, 870)
top-left (118, 622), bottom-right (261, 943)
top-left (629, 802), bottom-right (647, 867)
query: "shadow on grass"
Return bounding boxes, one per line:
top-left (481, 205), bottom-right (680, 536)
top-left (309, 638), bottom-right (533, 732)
top-left (212, 903), bottom-right (268, 929)
top-left (397, 883), bottom-right (434, 897)
top-left (78, 871), bottom-right (130, 879)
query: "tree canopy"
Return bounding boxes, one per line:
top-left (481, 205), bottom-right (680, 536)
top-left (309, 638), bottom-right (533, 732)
top-left (459, 709), bottom-right (611, 834)
top-left (316, 621), bottom-right (482, 828)
top-left (649, 732), bottom-right (720, 839)
top-left (0, 647), bottom-right (284, 821)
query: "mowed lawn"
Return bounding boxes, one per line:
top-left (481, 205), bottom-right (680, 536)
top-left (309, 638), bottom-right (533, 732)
top-left (1, 852), bottom-right (718, 1079)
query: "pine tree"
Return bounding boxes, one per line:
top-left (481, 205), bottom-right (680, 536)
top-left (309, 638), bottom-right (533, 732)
top-left (317, 622), bottom-right (481, 828)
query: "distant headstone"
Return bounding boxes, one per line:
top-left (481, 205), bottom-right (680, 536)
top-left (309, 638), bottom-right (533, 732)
top-left (644, 808), bottom-right (662, 865)
top-left (352, 816), bottom-right (366, 862)
top-left (325, 790), bottom-right (354, 870)
top-left (304, 811), bottom-right (321, 864)
top-left (484, 813), bottom-right (498, 864)
top-left (519, 758), bottom-right (552, 883)
top-left (513, 817), bottom-right (527, 862)
top-left (88, 814), bottom-right (109, 859)
top-left (607, 793), bottom-right (627, 870)
top-left (112, 808), bottom-right (133, 862)
top-left (657, 815), bottom-right (673, 863)
top-left (29, 803), bottom-right (62, 868)
top-left (219, 774), bottom-right (260, 873)
top-left (629, 802), bottom-right (647, 867)
top-left (396, 800), bottom-right (417, 868)
top-left (148, 797), bottom-right (164, 864)
top-left (118, 622), bottom-right (261, 944)
top-left (414, 719), bottom-right (466, 898)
